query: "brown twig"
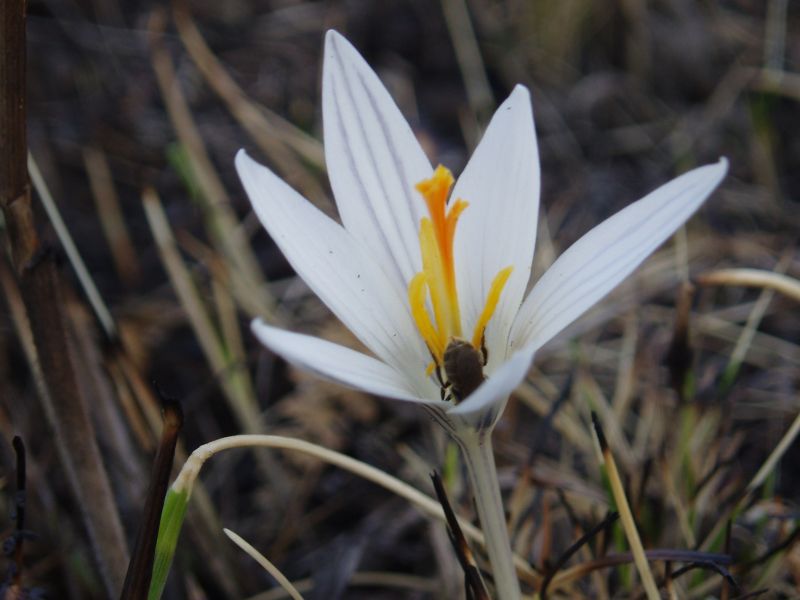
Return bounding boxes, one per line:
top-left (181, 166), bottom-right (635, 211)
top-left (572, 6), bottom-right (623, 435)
top-left (431, 471), bottom-right (490, 600)
top-left (0, 2), bottom-right (129, 595)
top-left (120, 401), bottom-right (183, 600)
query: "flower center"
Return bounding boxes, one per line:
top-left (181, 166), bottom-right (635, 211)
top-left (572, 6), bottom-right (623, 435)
top-left (408, 165), bottom-right (513, 399)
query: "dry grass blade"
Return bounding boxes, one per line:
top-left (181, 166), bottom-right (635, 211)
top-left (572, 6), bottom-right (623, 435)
top-left (746, 410), bottom-right (800, 495)
top-left (0, 258), bottom-right (51, 413)
top-left (28, 152), bottom-right (117, 338)
top-left (611, 312), bottom-right (638, 419)
top-left (147, 8), bottom-right (277, 322)
top-left (172, 1), bottom-right (326, 178)
top-left (141, 186), bottom-right (285, 486)
top-left (580, 371), bottom-right (636, 471)
top-left (659, 458), bottom-right (696, 549)
top-left (724, 258), bottom-right (791, 384)
top-left (749, 66), bottom-right (800, 102)
top-left (440, 0), bottom-right (495, 125)
top-left (696, 268), bottom-right (800, 303)
top-left (223, 528), bottom-right (305, 600)
top-left (591, 413), bottom-right (660, 600)
top-left (82, 145), bottom-right (142, 287)
top-left (171, 434), bottom-right (541, 587)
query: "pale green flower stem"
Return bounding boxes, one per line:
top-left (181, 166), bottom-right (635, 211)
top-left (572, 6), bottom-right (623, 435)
top-left (458, 429), bottom-right (521, 600)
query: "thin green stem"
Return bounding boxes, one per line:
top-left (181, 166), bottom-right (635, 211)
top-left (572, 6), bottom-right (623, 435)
top-left (459, 430), bottom-right (521, 600)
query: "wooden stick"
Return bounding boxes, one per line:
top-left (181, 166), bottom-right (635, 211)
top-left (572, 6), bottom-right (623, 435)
top-left (0, 2), bottom-right (129, 595)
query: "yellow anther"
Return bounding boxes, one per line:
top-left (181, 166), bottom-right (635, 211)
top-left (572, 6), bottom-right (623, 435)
top-left (413, 166), bottom-right (466, 345)
top-left (425, 361), bottom-right (437, 378)
top-left (408, 272), bottom-right (444, 362)
top-left (471, 266), bottom-right (513, 350)
top-left (419, 218), bottom-right (460, 339)
top-left (408, 165), bottom-right (512, 383)
top-left (415, 166), bottom-right (455, 236)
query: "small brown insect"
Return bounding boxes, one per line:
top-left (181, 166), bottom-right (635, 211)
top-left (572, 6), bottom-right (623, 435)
top-left (442, 339), bottom-right (486, 403)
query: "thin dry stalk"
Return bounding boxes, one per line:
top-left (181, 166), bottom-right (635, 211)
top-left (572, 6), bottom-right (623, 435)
top-left (224, 529), bottom-right (305, 600)
top-left (659, 458), bottom-right (696, 548)
top-left (723, 257), bottom-right (791, 382)
top-left (171, 1), bottom-right (326, 179)
top-left (591, 413), bottom-right (660, 600)
top-left (749, 66), bottom-right (800, 103)
top-left (431, 472), bottom-right (490, 599)
top-left (141, 186), bottom-right (286, 486)
top-left (0, 3), bottom-right (129, 595)
top-left (147, 9), bottom-right (277, 322)
top-left (82, 145), bottom-right (142, 287)
top-left (440, 0), bottom-right (495, 125)
top-left (696, 268), bottom-right (800, 303)
top-left (121, 402), bottom-right (183, 600)
top-left (28, 152), bottom-right (117, 338)
top-left (579, 371), bottom-right (636, 471)
top-left (611, 311), bottom-right (638, 419)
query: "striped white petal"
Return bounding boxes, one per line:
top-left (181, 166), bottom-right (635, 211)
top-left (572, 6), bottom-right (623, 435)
top-left (451, 85), bottom-right (540, 371)
top-left (510, 158), bottom-right (728, 353)
top-left (323, 30), bottom-right (433, 290)
top-left (236, 150), bottom-right (429, 381)
top-left (252, 321), bottom-right (443, 404)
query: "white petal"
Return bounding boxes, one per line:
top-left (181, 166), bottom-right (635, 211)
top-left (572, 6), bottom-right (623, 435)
top-left (252, 320), bottom-right (442, 404)
top-left (236, 150), bottom-right (430, 380)
top-left (323, 30), bottom-right (433, 289)
top-left (511, 158), bottom-right (728, 352)
top-left (447, 347), bottom-right (536, 431)
top-left (451, 85), bottom-right (540, 370)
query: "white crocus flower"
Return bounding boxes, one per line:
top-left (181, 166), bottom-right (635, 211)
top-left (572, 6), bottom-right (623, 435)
top-left (236, 30), bottom-right (727, 599)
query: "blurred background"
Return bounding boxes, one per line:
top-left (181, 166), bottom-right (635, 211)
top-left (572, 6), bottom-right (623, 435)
top-left (4, 0), bottom-right (800, 598)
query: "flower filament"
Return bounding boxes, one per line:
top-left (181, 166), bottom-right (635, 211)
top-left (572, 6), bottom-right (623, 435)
top-left (408, 165), bottom-right (513, 399)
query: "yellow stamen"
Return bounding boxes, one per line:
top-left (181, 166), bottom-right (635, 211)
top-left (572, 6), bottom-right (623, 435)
top-left (412, 166), bottom-right (467, 351)
top-left (416, 168), bottom-right (466, 309)
top-left (471, 266), bottom-right (513, 349)
top-left (443, 198), bottom-right (468, 297)
top-left (408, 165), bottom-right (512, 382)
top-left (425, 361), bottom-right (437, 377)
top-left (408, 272), bottom-right (444, 361)
top-left (419, 218), bottom-right (460, 340)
